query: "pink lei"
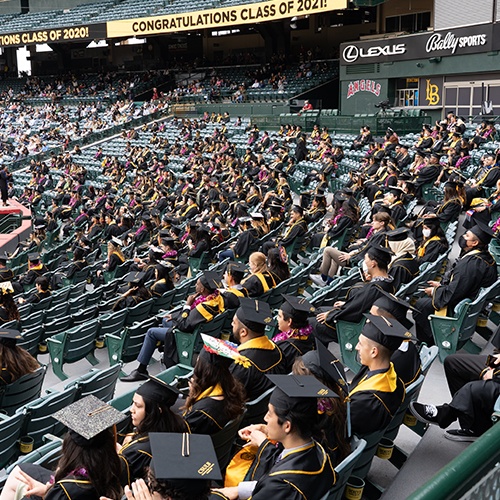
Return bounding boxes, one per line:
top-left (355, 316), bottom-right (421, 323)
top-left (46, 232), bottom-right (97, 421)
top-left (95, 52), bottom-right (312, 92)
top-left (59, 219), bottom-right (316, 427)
top-left (273, 323), bottom-right (313, 343)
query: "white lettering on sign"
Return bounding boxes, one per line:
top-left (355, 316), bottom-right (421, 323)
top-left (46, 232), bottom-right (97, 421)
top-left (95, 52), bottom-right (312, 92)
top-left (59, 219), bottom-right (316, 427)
top-left (425, 32), bottom-right (487, 54)
top-left (342, 43), bottom-right (406, 63)
top-left (347, 79), bottom-right (381, 99)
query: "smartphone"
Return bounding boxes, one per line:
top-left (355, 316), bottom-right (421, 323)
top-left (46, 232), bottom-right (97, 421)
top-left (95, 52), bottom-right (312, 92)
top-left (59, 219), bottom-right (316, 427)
top-left (486, 355), bottom-right (498, 368)
top-left (358, 268), bottom-right (366, 282)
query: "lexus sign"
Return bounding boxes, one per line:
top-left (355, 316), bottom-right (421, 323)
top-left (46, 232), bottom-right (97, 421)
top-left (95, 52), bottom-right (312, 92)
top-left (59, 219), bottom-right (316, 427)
top-left (340, 23), bottom-right (494, 65)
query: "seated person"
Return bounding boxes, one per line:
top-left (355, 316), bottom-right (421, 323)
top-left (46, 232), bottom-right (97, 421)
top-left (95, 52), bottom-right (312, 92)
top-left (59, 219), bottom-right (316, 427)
top-left (349, 314), bottom-right (407, 435)
top-left (220, 262), bottom-right (248, 309)
top-left (410, 353), bottom-right (500, 441)
top-left (213, 375), bottom-right (336, 499)
top-left (261, 205), bottom-right (307, 255)
top-left (312, 244), bottom-right (395, 344)
top-left (272, 295), bottom-right (315, 373)
top-left (112, 272), bottom-right (152, 312)
top-left (121, 271), bottom-right (225, 382)
top-left (0, 329), bottom-right (40, 385)
top-left (230, 298), bottom-right (287, 401)
top-left (241, 252), bottom-right (281, 297)
top-left (386, 228), bottom-right (419, 289)
top-left (18, 276), bottom-right (51, 305)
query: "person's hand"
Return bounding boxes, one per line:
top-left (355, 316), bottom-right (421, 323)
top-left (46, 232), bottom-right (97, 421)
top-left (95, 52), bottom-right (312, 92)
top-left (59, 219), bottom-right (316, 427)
top-left (238, 423), bottom-right (267, 440)
top-left (333, 300), bottom-right (345, 308)
top-left (338, 253), bottom-right (350, 263)
top-left (316, 312), bottom-right (328, 323)
top-left (16, 469), bottom-right (49, 498)
top-left (212, 486), bottom-right (239, 500)
top-left (427, 281), bottom-right (440, 288)
top-left (483, 367), bottom-right (494, 380)
top-left (474, 205), bottom-right (487, 212)
top-left (18, 298), bottom-right (25, 304)
top-left (186, 293), bottom-right (198, 306)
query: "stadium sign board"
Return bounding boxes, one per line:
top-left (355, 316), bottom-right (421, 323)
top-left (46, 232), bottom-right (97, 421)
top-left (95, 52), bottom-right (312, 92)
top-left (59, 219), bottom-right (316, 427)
top-left (106, 0), bottom-right (346, 38)
top-left (340, 23), bottom-right (494, 65)
top-left (0, 23), bottom-right (107, 48)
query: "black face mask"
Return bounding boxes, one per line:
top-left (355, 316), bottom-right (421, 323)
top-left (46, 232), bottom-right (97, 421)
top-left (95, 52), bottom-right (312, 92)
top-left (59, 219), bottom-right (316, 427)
top-left (458, 235), bottom-right (468, 249)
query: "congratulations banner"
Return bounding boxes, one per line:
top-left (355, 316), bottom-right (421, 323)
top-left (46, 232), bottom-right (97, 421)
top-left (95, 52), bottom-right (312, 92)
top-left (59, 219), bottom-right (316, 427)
top-left (106, 0), bottom-right (345, 38)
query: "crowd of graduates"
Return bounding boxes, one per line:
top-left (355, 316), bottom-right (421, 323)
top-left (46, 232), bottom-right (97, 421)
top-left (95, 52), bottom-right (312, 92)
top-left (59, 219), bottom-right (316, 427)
top-left (0, 107), bottom-right (499, 499)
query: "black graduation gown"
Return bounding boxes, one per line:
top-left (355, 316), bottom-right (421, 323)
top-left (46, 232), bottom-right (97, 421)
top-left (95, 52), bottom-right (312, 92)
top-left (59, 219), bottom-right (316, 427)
top-left (119, 436), bottom-right (152, 486)
top-left (19, 264), bottom-right (49, 285)
top-left (0, 267), bottom-right (14, 281)
top-left (414, 164), bottom-right (441, 193)
top-left (221, 286), bottom-right (247, 310)
top-left (242, 271), bottom-right (280, 297)
top-left (0, 366), bottom-right (12, 384)
top-left (230, 336), bottom-right (287, 401)
top-left (349, 363), bottom-right (405, 436)
top-left (183, 394), bottom-right (229, 435)
top-left (173, 294), bottom-right (225, 333)
top-left (313, 277), bottom-right (395, 344)
top-left (416, 237), bottom-right (448, 265)
top-left (436, 198), bottom-right (462, 224)
top-left (391, 341), bottom-right (422, 387)
top-left (275, 333), bottom-right (315, 373)
top-left (150, 278), bottom-right (173, 297)
top-left (25, 289), bottom-right (51, 304)
top-left (278, 218), bottom-right (307, 247)
top-left (249, 440), bottom-right (335, 500)
top-left (389, 253), bottom-right (419, 289)
top-left (389, 201), bottom-right (406, 224)
top-left (234, 229), bottom-right (258, 258)
top-left (107, 253), bottom-right (125, 273)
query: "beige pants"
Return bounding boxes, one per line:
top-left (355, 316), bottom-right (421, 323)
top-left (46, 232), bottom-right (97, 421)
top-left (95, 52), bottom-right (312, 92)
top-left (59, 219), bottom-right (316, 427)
top-left (319, 246), bottom-right (349, 277)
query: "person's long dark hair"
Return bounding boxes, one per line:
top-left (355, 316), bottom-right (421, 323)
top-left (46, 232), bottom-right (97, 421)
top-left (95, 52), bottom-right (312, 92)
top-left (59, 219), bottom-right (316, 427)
top-left (183, 354), bottom-right (246, 418)
top-left (52, 430), bottom-right (122, 500)
top-left (0, 293), bottom-right (20, 321)
top-left (136, 395), bottom-right (186, 436)
top-left (0, 342), bottom-right (39, 381)
top-left (267, 248), bottom-right (290, 281)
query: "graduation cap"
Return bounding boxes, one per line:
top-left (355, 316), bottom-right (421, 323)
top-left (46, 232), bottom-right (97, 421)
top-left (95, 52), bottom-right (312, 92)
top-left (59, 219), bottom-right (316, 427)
top-left (0, 282), bottom-right (14, 295)
top-left (226, 262), bottom-right (247, 280)
top-left (28, 252), bottom-right (40, 262)
top-left (469, 220), bottom-right (495, 245)
top-left (387, 186), bottom-right (405, 198)
top-left (142, 213), bottom-right (152, 221)
top-left (199, 271), bottom-right (222, 292)
top-left (53, 395), bottom-right (126, 444)
top-left (386, 227), bottom-right (412, 242)
top-left (444, 179), bottom-right (464, 189)
top-left (291, 205), bottom-right (304, 215)
top-left (110, 236), bottom-right (123, 247)
top-left (124, 272), bottom-right (146, 285)
top-left (136, 376), bottom-right (181, 407)
top-left (421, 215), bottom-right (440, 228)
top-left (334, 192), bottom-right (348, 202)
top-left (372, 289), bottom-right (419, 330)
top-left (362, 313), bottom-right (414, 352)
top-left (161, 237), bottom-right (176, 247)
top-left (236, 298), bottom-right (273, 334)
top-left (149, 433), bottom-right (222, 493)
top-left (280, 295), bottom-right (315, 325)
top-left (238, 217), bottom-right (252, 224)
top-left (250, 212), bottom-right (264, 219)
top-left (366, 244), bottom-right (393, 266)
top-left (399, 172), bottom-right (412, 181)
top-left (0, 252), bottom-right (9, 264)
top-left (301, 340), bottom-right (349, 397)
top-left (171, 224), bottom-right (183, 236)
top-left (267, 374), bottom-right (337, 416)
top-left (429, 152), bottom-right (441, 160)
top-left (199, 333), bottom-right (241, 369)
top-left (149, 245), bottom-right (164, 257)
top-left (0, 328), bottom-right (22, 345)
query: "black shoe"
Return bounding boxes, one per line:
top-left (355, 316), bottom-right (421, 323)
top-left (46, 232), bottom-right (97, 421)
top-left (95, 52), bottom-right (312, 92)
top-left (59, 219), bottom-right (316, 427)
top-left (444, 429), bottom-right (479, 442)
top-left (410, 402), bottom-right (440, 425)
top-left (120, 369), bottom-right (149, 382)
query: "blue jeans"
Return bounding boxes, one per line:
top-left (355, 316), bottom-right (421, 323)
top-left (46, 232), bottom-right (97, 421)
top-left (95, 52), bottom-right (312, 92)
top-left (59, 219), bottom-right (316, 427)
top-left (219, 249), bottom-right (234, 261)
top-left (137, 317), bottom-right (174, 366)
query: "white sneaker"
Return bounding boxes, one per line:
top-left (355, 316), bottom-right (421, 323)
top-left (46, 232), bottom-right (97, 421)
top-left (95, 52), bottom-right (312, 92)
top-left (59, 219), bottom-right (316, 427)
top-left (310, 274), bottom-right (327, 287)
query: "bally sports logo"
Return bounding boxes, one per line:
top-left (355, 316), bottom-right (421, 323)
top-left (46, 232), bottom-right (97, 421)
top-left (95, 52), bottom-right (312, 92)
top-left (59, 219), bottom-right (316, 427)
top-left (342, 43), bottom-right (406, 63)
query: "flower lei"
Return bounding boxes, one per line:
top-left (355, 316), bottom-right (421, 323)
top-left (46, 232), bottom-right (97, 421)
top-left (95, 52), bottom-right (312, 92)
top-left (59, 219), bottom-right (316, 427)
top-left (272, 323), bottom-right (313, 343)
top-left (191, 290), bottom-right (220, 310)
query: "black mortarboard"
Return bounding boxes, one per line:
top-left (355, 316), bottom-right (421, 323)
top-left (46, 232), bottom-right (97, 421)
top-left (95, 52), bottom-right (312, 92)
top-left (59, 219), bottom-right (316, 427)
top-left (171, 224), bottom-right (183, 235)
top-left (136, 376), bottom-right (181, 407)
top-left (386, 227), bottom-right (412, 242)
top-left (0, 328), bottom-right (22, 345)
top-left (28, 252), bottom-right (40, 261)
top-left (161, 237), bottom-right (176, 247)
top-left (159, 229), bottom-right (172, 237)
top-left (53, 395), bottom-right (126, 442)
top-left (292, 205), bottom-right (304, 215)
top-left (399, 172), bottom-right (412, 180)
top-left (0, 252), bottom-right (8, 263)
top-left (444, 180), bottom-right (464, 189)
top-left (430, 152), bottom-right (441, 160)
top-left (267, 374), bottom-right (337, 416)
top-left (226, 262), bottom-right (247, 280)
top-left (362, 313), bottom-right (414, 352)
top-left (334, 192), bottom-right (348, 202)
top-left (301, 340), bottom-right (349, 396)
top-left (422, 215), bottom-right (440, 228)
top-left (387, 186), bottom-right (405, 198)
top-left (199, 271), bottom-right (222, 291)
top-left (469, 221), bottom-right (495, 245)
top-left (280, 295), bottom-right (315, 324)
top-left (124, 272), bottom-right (146, 285)
top-left (366, 244), bottom-right (393, 266)
top-left (149, 245), bottom-right (164, 258)
top-left (373, 289), bottom-right (419, 329)
top-left (142, 213), bottom-right (152, 221)
top-left (236, 298), bottom-right (273, 334)
top-left (149, 433), bottom-right (222, 489)
top-left (377, 205), bottom-right (392, 216)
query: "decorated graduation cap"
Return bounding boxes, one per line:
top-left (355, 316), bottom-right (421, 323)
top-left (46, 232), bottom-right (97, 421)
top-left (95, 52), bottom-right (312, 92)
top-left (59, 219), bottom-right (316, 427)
top-left (124, 271), bottom-right (146, 285)
top-left (200, 333), bottom-right (241, 368)
top-left (136, 376), bottom-right (181, 407)
top-left (28, 252), bottom-right (40, 262)
top-left (199, 271), bottom-right (222, 292)
top-left (0, 328), bottom-right (22, 346)
top-left (110, 236), bottom-right (124, 247)
top-left (469, 220), bottom-right (495, 245)
top-left (373, 289), bottom-right (419, 330)
top-left (362, 313), bottom-right (414, 352)
top-left (236, 298), bottom-right (273, 334)
top-left (149, 433), bottom-right (221, 495)
top-left (280, 295), bottom-right (315, 325)
top-left (267, 374), bottom-right (337, 417)
top-left (366, 244), bottom-right (393, 267)
top-left (250, 212), bottom-right (264, 219)
top-left (386, 227), bottom-right (412, 242)
top-left (149, 245), bottom-right (164, 258)
top-left (226, 262), bottom-right (247, 280)
top-left (53, 395), bottom-right (126, 446)
top-left (0, 281), bottom-right (14, 295)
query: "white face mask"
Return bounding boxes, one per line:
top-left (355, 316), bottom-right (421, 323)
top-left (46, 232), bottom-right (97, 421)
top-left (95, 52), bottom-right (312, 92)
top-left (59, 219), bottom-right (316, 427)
top-left (422, 228), bottom-right (431, 238)
top-left (362, 261), bottom-right (369, 274)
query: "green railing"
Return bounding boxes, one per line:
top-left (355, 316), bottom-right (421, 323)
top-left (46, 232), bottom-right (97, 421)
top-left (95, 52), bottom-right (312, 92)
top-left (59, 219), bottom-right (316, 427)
top-left (409, 402), bottom-right (500, 500)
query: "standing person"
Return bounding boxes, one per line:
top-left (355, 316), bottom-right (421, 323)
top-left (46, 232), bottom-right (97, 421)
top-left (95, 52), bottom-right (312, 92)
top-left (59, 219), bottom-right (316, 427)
top-left (0, 165), bottom-right (12, 207)
top-left (0, 396), bottom-right (124, 500)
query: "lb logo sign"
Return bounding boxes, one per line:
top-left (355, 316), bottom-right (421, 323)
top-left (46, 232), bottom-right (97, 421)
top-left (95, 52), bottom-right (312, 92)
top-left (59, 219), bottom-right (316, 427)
top-left (347, 79), bottom-right (381, 99)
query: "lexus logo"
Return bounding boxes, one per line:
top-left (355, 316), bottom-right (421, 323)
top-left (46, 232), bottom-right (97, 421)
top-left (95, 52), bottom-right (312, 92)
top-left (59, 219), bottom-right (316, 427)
top-left (342, 43), bottom-right (407, 63)
top-left (343, 45), bottom-right (360, 63)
